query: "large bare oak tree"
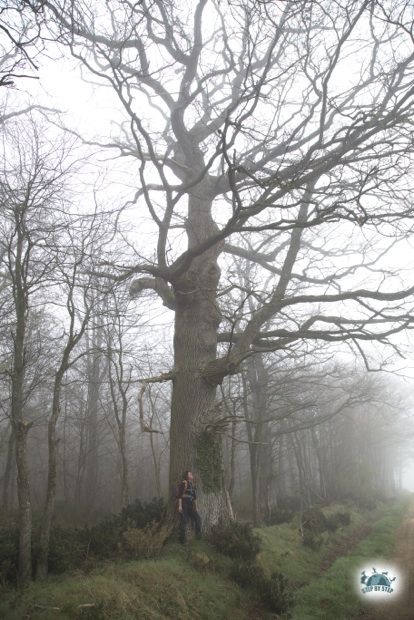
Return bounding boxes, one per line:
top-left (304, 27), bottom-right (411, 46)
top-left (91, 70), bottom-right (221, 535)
top-left (37, 0), bottom-right (414, 524)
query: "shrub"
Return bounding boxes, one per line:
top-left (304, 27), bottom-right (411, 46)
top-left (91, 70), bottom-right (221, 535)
top-left (230, 561), bottom-right (259, 588)
top-left (120, 498), bottom-right (166, 529)
top-left (337, 511), bottom-right (351, 526)
top-left (0, 498), bottom-right (169, 584)
top-left (302, 506), bottom-right (328, 534)
top-left (355, 496), bottom-right (377, 510)
top-left (302, 530), bottom-right (323, 550)
top-left (46, 526), bottom-right (87, 573)
top-left (267, 507), bottom-right (294, 525)
top-left (84, 517), bottom-right (122, 559)
top-left (82, 498), bottom-right (167, 560)
top-left (326, 511), bottom-right (351, 532)
top-left (122, 521), bottom-right (172, 558)
top-left (278, 496), bottom-right (302, 512)
top-left (209, 520), bottom-right (261, 561)
top-left (0, 526), bottom-right (18, 585)
top-left (262, 570), bottom-right (293, 614)
top-left (231, 561), bottom-right (293, 614)
top-left (187, 551), bottom-right (211, 573)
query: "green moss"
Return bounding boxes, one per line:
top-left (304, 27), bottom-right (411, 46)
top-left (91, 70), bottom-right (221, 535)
top-left (195, 431), bottom-right (222, 493)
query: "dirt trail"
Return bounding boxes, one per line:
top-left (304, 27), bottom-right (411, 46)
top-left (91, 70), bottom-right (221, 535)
top-left (361, 498), bottom-right (414, 620)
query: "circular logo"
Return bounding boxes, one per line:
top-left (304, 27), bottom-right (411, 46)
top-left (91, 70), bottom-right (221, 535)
top-left (354, 559), bottom-right (405, 602)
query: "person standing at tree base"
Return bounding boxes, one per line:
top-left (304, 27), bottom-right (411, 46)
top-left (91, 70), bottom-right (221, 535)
top-left (177, 470), bottom-right (202, 544)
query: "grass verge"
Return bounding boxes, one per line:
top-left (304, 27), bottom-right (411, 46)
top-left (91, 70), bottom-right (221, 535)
top-left (0, 497), bottom-right (409, 620)
top-left (282, 496), bottom-right (410, 620)
top-left (256, 501), bottom-right (384, 585)
top-left (0, 542), bottom-right (270, 620)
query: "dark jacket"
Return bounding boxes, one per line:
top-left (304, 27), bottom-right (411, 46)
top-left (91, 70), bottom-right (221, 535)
top-left (177, 480), bottom-right (197, 503)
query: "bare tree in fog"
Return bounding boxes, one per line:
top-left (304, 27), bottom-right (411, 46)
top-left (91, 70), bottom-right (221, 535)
top-left (0, 1), bottom-right (42, 89)
top-left (0, 116), bottom-right (74, 583)
top-left (221, 359), bottom-right (405, 522)
top-left (102, 288), bottom-right (136, 510)
top-left (35, 0), bottom-right (414, 525)
top-left (36, 213), bottom-right (110, 580)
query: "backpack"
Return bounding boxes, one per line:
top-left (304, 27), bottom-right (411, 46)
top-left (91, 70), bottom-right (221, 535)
top-left (171, 479), bottom-right (187, 512)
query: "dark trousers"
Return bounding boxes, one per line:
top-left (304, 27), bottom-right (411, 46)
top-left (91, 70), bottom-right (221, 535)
top-left (179, 502), bottom-right (202, 543)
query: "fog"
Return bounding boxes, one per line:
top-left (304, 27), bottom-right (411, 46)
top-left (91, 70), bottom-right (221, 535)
top-left (1, 0), bottom-right (414, 589)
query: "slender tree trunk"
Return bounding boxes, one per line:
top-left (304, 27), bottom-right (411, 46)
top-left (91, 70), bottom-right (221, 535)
top-left (75, 401), bottom-right (87, 512)
top-left (2, 424), bottom-right (15, 513)
top-left (62, 393), bottom-right (69, 507)
top-left (83, 326), bottom-right (102, 517)
top-left (119, 426), bottom-right (129, 508)
top-left (15, 419), bottom-right (32, 584)
top-left (258, 435), bottom-right (272, 522)
top-left (12, 310), bottom-right (32, 585)
top-left (36, 373), bottom-right (63, 580)
top-left (117, 382), bottom-right (130, 508)
top-left (228, 417), bottom-right (237, 499)
top-left (241, 372), bottom-right (259, 524)
top-left (149, 430), bottom-right (162, 499)
top-left (311, 427), bottom-right (327, 500)
top-left (246, 356), bottom-right (269, 525)
top-left (12, 217), bottom-right (32, 584)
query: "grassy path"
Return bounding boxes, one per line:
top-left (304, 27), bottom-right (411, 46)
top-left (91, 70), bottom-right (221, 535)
top-left (361, 497), bottom-right (414, 620)
top-left (284, 495), bottom-right (411, 620)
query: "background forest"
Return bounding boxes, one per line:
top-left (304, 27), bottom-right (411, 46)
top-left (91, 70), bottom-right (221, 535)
top-left (1, 0), bottom-right (414, 596)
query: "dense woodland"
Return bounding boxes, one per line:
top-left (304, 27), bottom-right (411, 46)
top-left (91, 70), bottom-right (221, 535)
top-left (1, 0), bottom-right (414, 587)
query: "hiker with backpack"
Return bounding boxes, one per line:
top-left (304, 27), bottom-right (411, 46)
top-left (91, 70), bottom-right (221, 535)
top-left (175, 470), bottom-right (202, 544)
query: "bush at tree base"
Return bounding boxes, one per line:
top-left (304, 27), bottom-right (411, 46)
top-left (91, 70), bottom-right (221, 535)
top-left (266, 507), bottom-right (294, 525)
top-left (302, 506), bottom-right (328, 534)
top-left (208, 520), bottom-right (261, 561)
top-left (0, 497), bottom-right (168, 584)
top-left (325, 511), bottom-right (351, 532)
top-left (230, 561), bottom-right (293, 615)
top-left (122, 522), bottom-right (172, 558)
top-left (0, 526), bottom-right (18, 585)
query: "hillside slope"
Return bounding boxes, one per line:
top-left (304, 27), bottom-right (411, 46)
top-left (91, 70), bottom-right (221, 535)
top-left (0, 497), bottom-right (410, 620)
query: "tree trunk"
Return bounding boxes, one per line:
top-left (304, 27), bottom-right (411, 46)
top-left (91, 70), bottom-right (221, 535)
top-left (2, 424), bottom-right (16, 513)
top-left (12, 216), bottom-right (32, 585)
top-left (149, 430), bottom-right (162, 499)
top-left (83, 326), bottom-right (102, 518)
top-left (15, 419), bottom-right (32, 584)
top-left (245, 356), bottom-right (269, 525)
top-left (119, 426), bottom-right (129, 508)
top-left (169, 181), bottom-right (232, 529)
top-left (228, 417), bottom-right (237, 499)
top-left (258, 434), bottom-right (272, 522)
top-left (75, 401), bottom-right (87, 512)
top-left (36, 374), bottom-right (63, 580)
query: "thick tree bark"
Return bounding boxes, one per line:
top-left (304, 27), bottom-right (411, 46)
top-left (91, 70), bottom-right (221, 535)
top-left (169, 179), bottom-right (233, 528)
